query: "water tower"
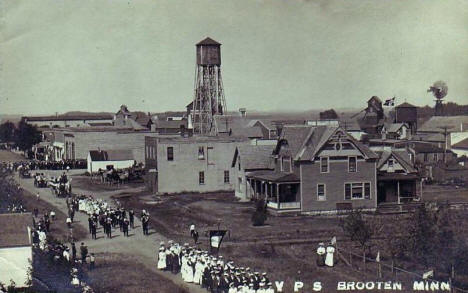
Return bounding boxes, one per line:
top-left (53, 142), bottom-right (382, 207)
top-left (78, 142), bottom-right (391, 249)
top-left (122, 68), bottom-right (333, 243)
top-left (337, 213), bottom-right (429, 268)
top-left (191, 37), bottom-right (227, 135)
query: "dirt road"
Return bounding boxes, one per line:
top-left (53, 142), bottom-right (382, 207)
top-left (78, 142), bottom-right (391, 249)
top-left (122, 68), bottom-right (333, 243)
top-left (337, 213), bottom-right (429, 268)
top-left (17, 170), bottom-right (205, 293)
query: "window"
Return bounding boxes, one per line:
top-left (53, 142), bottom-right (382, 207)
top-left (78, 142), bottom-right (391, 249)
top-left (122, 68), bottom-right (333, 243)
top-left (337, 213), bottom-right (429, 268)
top-left (199, 171), bottom-right (205, 185)
top-left (348, 157), bottom-right (357, 172)
top-left (167, 147), bottom-right (174, 161)
top-left (238, 161), bottom-right (241, 171)
top-left (224, 170), bottom-right (230, 183)
top-left (282, 157), bottom-right (292, 173)
top-left (320, 157), bottom-right (329, 173)
top-left (146, 146), bottom-right (149, 158)
top-left (207, 147), bottom-right (214, 165)
top-left (198, 146), bottom-right (205, 160)
top-left (364, 183), bottom-right (371, 199)
top-left (388, 159), bottom-right (394, 168)
top-left (317, 184), bottom-right (326, 201)
top-left (345, 182), bottom-right (371, 200)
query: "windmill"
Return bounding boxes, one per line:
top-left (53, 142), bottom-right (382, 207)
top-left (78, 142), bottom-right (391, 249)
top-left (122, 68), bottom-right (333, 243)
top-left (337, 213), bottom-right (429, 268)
top-left (427, 81), bottom-right (448, 116)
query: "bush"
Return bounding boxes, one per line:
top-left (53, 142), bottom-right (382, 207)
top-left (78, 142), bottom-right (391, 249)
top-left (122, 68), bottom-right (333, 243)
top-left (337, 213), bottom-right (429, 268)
top-left (251, 199), bottom-right (268, 226)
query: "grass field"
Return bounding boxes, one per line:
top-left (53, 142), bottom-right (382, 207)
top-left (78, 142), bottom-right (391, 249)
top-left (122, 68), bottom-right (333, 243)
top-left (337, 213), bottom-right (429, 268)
top-left (0, 149), bottom-right (26, 162)
top-left (85, 252), bottom-right (188, 293)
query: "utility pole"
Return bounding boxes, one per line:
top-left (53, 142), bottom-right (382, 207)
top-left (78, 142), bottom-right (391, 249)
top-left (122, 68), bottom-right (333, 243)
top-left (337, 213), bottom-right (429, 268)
top-left (438, 126), bottom-right (453, 164)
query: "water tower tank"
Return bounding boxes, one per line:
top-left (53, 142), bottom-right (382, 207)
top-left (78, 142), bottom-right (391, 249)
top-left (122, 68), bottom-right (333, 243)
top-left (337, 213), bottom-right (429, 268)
top-left (196, 37), bottom-right (221, 66)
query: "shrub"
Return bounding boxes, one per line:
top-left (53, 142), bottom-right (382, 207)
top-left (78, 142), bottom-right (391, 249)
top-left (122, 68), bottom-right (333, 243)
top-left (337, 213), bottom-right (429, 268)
top-left (251, 199), bottom-right (268, 226)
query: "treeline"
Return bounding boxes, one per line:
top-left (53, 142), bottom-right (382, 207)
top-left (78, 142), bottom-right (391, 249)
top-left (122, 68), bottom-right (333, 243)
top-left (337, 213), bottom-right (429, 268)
top-left (418, 102), bottom-right (468, 119)
top-left (0, 120), bottom-right (42, 151)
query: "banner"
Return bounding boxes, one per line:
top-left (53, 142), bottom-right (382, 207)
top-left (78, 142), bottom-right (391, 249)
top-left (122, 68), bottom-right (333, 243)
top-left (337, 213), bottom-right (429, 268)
top-left (209, 230), bottom-right (227, 248)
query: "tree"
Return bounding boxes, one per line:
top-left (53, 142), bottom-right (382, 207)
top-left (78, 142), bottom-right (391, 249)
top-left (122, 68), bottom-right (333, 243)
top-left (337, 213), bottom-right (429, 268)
top-left (13, 120), bottom-right (42, 151)
top-left (0, 121), bottom-right (16, 143)
top-left (340, 210), bottom-right (373, 262)
top-left (251, 199), bottom-right (268, 226)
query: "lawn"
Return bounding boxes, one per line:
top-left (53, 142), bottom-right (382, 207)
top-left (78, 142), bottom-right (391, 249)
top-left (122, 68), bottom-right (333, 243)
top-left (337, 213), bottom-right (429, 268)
top-left (0, 149), bottom-right (26, 162)
top-left (84, 252), bottom-right (188, 293)
top-left (114, 187), bottom-right (468, 292)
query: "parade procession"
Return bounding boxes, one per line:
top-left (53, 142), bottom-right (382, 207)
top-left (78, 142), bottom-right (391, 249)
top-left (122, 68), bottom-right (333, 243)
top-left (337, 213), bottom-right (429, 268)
top-left (2, 0), bottom-right (468, 292)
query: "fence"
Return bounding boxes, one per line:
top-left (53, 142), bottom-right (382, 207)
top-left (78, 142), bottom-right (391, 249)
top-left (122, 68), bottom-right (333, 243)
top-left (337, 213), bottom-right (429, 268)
top-left (336, 247), bottom-right (468, 292)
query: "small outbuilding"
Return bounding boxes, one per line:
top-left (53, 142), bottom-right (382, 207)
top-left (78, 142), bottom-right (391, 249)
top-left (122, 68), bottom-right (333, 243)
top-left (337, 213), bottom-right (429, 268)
top-left (0, 213), bottom-right (33, 288)
top-left (87, 149), bottom-right (135, 173)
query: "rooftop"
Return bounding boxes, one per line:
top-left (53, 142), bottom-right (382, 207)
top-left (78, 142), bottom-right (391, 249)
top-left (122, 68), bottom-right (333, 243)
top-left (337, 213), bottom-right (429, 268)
top-left (232, 145), bottom-right (275, 170)
top-left (196, 37), bottom-right (221, 46)
top-left (453, 137), bottom-right (468, 150)
top-left (88, 149), bottom-right (134, 161)
top-left (0, 213), bottom-right (33, 248)
top-left (418, 115), bottom-right (468, 132)
top-left (24, 114), bottom-right (113, 122)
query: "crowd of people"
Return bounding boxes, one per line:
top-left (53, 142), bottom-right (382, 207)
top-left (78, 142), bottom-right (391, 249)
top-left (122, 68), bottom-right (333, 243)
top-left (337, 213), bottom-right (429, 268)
top-left (157, 241), bottom-right (275, 293)
top-left (65, 194), bottom-right (145, 240)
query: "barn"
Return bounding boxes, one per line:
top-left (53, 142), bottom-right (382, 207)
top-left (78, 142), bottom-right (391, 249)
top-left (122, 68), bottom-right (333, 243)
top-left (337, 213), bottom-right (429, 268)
top-left (87, 149), bottom-right (135, 173)
top-left (0, 213), bottom-right (33, 288)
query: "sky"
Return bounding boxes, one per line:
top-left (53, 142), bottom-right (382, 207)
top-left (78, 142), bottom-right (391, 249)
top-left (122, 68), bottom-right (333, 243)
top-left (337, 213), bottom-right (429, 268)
top-left (1, 0), bottom-right (467, 115)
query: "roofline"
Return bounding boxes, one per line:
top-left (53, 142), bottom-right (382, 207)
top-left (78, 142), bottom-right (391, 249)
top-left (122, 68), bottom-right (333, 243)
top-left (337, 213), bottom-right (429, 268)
top-left (0, 244), bottom-right (32, 249)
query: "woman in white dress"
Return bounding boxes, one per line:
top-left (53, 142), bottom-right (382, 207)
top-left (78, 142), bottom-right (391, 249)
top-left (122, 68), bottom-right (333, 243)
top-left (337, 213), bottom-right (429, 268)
top-left (325, 244), bottom-right (335, 267)
top-left (185, 259), bottom-right (194, 283)
top-left (193, 258), bottom-right (203, 284)
top-left (157, 247), bottom-right (166, 270)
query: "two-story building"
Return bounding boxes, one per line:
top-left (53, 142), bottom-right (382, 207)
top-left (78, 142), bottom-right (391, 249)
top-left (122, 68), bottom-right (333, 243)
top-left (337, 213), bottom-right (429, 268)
top-left (244, 125), bottom-right (379, 214)
top-left (146, 136), bottom-right (248, 194)
top-left (231, 145), bottom-right (276, 201)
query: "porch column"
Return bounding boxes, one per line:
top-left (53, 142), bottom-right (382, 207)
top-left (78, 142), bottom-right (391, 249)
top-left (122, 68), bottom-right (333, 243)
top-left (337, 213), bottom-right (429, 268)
top-left (397, 181), bottom-right (400, 204)
top-left (277, 183), bottom-right (280, 209)
top-left (420, 179), bottom-right (423, 201)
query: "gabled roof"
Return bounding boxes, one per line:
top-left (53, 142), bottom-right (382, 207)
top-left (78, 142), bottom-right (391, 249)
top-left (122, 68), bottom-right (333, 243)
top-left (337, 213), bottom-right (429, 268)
top-left (88, 150), bottom-right (134, 161)
top-left (232, 145), bottom-right (275, 170)
top-left (0, 213), bottom-right (32, 248)
top-left (215, 116), bottom-right (264, 138)
top-left (376, 150), bottom-right (417, 173)
top-left (453, 138), bottom-right (468, 150)
top-left (282, 125), bottom-right (378, 161)
top-left (275, 125), bottom-right (313, 158)
top-left (196, 37), bottom-right (221, 46)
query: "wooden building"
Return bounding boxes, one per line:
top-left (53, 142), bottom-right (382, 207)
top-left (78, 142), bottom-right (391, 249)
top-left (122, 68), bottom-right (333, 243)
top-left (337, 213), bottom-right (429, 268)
top-left (244, 125), bottom-right (379, 214)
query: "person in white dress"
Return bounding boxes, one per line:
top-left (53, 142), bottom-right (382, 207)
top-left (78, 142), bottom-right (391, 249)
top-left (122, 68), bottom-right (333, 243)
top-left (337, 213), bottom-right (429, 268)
top-left (157, 247), bottom-right (166, 270)
top-left (325, 243), bottom-right (335, 267)
top-left (185, 259), bottom-right (194, 283)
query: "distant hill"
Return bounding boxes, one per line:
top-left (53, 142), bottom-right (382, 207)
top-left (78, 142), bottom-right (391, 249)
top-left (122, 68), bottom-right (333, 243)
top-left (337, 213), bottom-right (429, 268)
top-left (63, 111), bottom-right (114, 117)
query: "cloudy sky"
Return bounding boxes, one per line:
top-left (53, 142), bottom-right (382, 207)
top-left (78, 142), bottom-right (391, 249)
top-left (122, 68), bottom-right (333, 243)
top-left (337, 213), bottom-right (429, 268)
top-left (1, 0), bottom-right (467, 115)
